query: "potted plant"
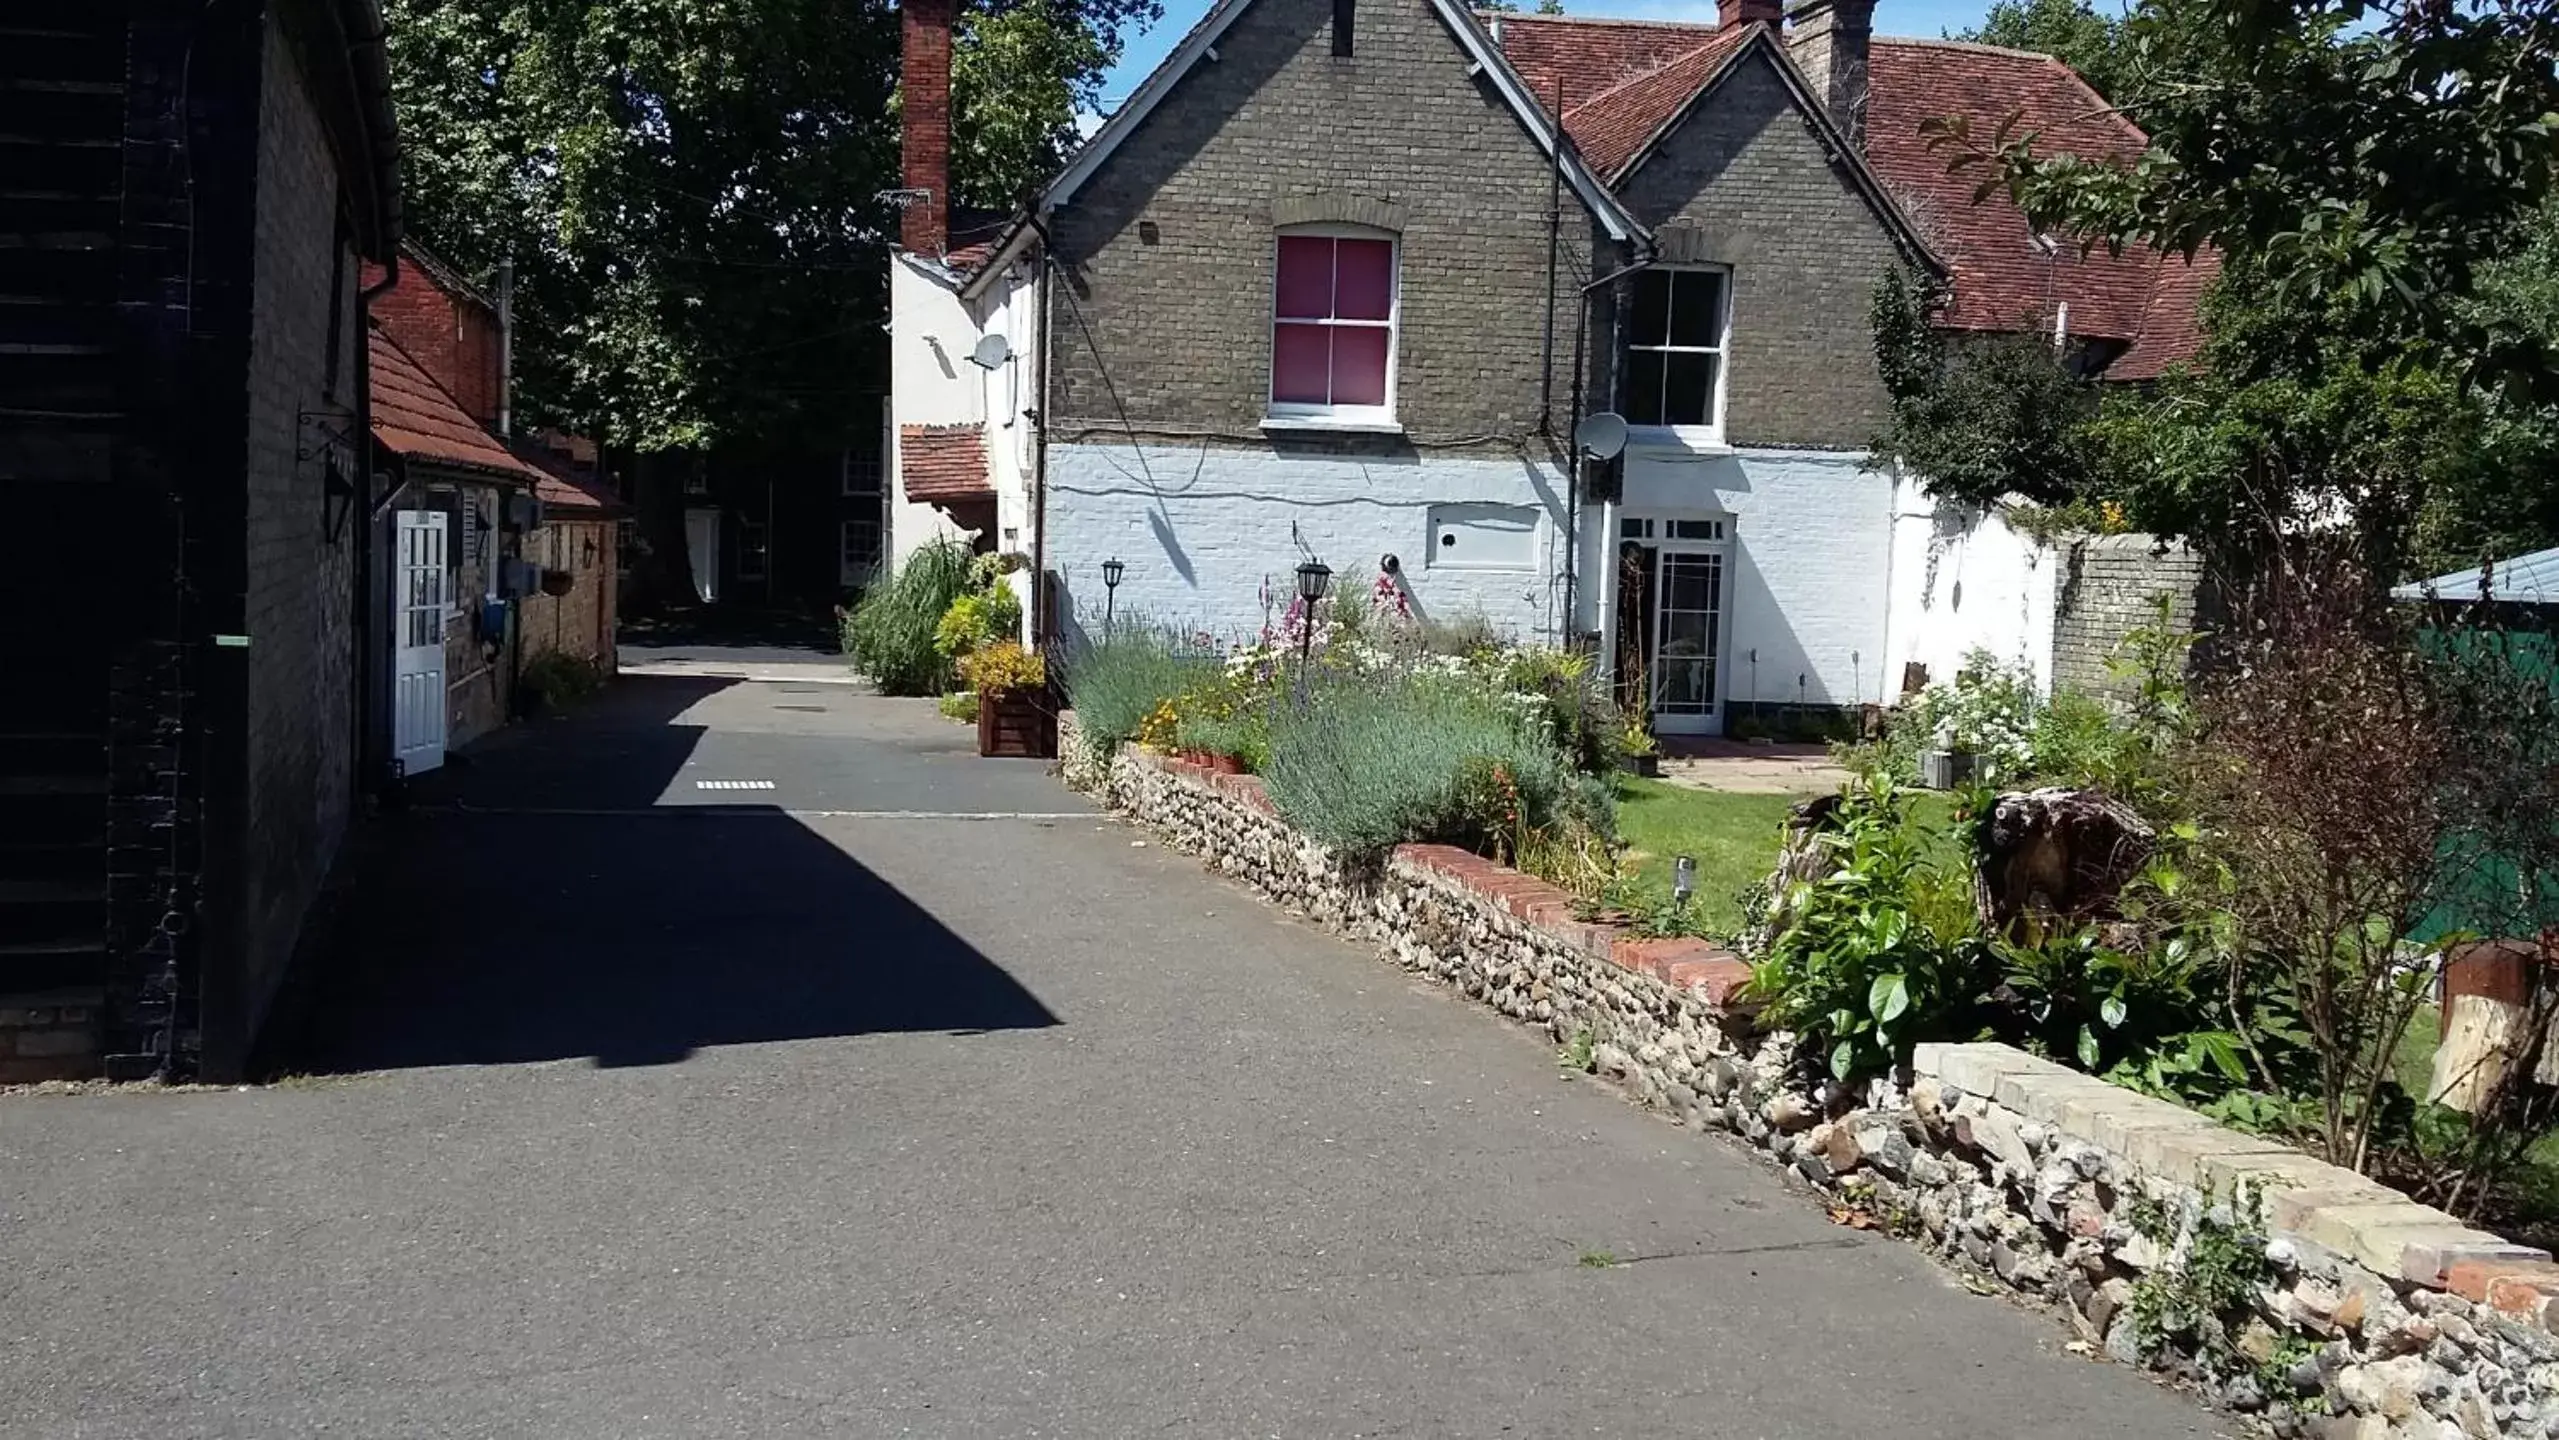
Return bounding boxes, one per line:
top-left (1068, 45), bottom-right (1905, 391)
top-left (1618, 718), bottom-right (1661, 777)
top-left (958, 642), bottom-right (1054, 758)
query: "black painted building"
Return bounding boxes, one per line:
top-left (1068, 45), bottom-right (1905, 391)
top-left (0, 0), bottom-right (399, 1079)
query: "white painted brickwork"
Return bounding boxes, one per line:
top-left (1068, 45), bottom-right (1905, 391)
top-left (1608, 445), bottom-right (1897, 711)
top-left (1045, 441), bottom-right (1571, 644)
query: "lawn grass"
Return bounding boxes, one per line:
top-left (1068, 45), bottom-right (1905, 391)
top-left (1610, 779), bottom-right (1798, 935)
top-left (1611, 779), bottom-right (1966, 937)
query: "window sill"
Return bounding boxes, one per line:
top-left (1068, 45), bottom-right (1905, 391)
top-left (1259, 414), bottom-right (1406, 436)
top-left (1627, 428), bottom-right (1733, 457)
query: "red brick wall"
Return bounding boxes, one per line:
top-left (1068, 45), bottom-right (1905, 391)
top-left (520, 518), bottom-right (620, 669)
top-left (361, 258), bottom-right (502, 426)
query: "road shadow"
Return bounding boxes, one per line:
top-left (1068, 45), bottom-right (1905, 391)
top-left (276, 676), bottom-right (1057, 1073)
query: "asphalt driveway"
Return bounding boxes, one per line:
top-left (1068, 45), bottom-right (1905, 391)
top-left (0, 676), bottom-right (2229, 1438)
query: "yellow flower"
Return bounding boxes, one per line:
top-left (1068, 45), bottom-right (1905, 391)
top-left (2100, 500), bottom-right (2128, 534)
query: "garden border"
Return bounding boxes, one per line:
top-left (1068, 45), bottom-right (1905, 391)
top-left (1065, 714), bottom-right (2559, 1436)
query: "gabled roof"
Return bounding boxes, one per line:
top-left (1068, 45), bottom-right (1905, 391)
top-left (368, 324), bottom-right (548, 485)
top-left (1560, 25), bottom-right (1755, 178)
top-left (902, 425), bottom-right (994, 503)
top-left (1486, 16), bottom-right (2212, 375)
top-left (1549, 23), bottom-right (1938, 272)
top-left (955, 0), bottom-right (1647, 299)
top-left (1863, 38), bottom-right (2164, 346)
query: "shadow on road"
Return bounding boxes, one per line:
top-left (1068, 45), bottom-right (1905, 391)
top-left (275, 676), bottom-right (1057, 1073)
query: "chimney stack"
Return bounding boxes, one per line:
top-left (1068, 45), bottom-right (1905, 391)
top-left (1719, 0), bottom-right (1783, 26)
top-left (900, 0), bottom-right (953, 255)
top-left (1787, 0), bottom-right (1874, 148)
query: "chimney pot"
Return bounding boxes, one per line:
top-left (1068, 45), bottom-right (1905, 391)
top-left (1719, 0), bottom-right (1783, 24)
top-left (901, 0), bottom-right (954, 255)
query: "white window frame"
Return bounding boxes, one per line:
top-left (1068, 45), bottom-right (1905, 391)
top-left (1625, 264), bottom-right (1733, 447)
top-left (839, 517), bottom-right (881, 587)
top-left (1265, 224), bottom-right (1400, 430)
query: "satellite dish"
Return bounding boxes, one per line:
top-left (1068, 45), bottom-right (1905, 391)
top-left (968, 333), bottom-right (1014, 370)
top-left (1575, 411), bottom-right (1628, 461)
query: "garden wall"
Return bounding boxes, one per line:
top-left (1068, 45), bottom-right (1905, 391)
top-left (1066, 718), bottom-right (2559, 1438)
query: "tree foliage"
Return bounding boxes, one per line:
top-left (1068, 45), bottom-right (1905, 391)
top-left (1957, 0), bottom-right (2133, 98)
top-left (1870, 268), bottom-right (2098, 509)
top-left (383, 0), bottom-right (1153, 453)
top-left (1938, 0), bottom-right (2559, 390)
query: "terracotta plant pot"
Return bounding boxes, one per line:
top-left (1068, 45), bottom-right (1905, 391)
top-left (977, 688), bottom-right (1057, 759)
top-left (1203, 752), bottom-right (1245, 776)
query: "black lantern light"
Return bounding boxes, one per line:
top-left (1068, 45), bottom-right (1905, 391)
top-left (1292, 558), bottom-right (1332, 702)
top-left (1100, 556), bottom-right (1125, 636)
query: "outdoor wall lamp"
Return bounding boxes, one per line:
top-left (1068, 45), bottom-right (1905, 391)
top-left (1101, 556), bottom-right (1125, 636)
top-left (1293, 558), bottom-right (1332, 703)
top-left (1672, 855), bottom-right (1697, 912)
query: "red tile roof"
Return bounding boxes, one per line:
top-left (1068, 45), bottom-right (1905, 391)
top-left (1561, 26), bottom-right (1757, 180)
top-left (1493, 12), bottom-right (1723, 114)
top-left (1486, 17), bottom-right (2212, 375)
top-left (901, 424), bottom-right (993, 502)
top-left (368, 325), bottom-right (548, 485)
top-left (1865, 38), bottom-right (2162, 347)
top-left (2113, 247), bottom-right (2221, 380)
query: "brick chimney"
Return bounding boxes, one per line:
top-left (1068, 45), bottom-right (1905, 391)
top-left (900, 0), bottom-right (953, 255)
top-left (1788, 0), bottom-right (1875, 148)
top-left (1719, 0), bottom-right (1783, 25)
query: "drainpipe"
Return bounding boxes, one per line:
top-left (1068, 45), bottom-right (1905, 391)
top-left (495, 254), bottom-right (515, 438)
top-left (1028, 216), bottom-right (1056, 652)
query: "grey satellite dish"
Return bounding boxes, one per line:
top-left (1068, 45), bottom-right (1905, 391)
top-left (1575, 411), bottom-right (1629, 461)
top-left (968, 333), bottom-right (1014, 370)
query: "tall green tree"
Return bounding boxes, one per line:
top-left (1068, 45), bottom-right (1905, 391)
top-left (1956, 0), bottom-right (2131, 98)
top-left (384, 0), bottom-right (1153, 454)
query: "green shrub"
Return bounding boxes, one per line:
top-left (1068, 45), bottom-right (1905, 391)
top-left (1745, 779), bottom-right (1993, 1079)
top-left (1259, 673), bottom-right (1573, 859)
top-left (933, 586), bottom-right (1022, 658)
top-left (848, 541), bottom-right (975, 695)
top-left (937, 690), bottom-right (977, 723)
top-left (520, 651), bottom-right (608, 708)
top-left (1062, 624), bottom-right (1219, 748)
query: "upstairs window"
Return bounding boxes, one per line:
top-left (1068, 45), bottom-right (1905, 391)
top-left (1271, 230), bottom-right (1397, 420)
top-left (1625, 267), bottom-right (1730, 435)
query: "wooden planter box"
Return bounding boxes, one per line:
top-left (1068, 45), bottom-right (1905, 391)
top-left (1619, 753), bottom-right (1661, 778)
top-left (977, 688), bottom-right (1057, 758)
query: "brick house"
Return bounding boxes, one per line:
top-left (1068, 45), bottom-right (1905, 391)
top-left (365, 245), bottom-right (620, 759)
top-left (0, 0), bottom-right (398, 1079)
top-left (885, 0), bottom-right (2207, 726)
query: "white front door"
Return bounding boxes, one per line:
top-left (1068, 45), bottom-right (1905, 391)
top-left (393, 510), bottom-right (449, 775)
top-left (685, 508), bottom-right (721, 603)
top-left (1614, 516), bottom-right (1731, 736)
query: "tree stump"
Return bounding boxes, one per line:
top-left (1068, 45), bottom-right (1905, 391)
top-left (1758, 792), bottom-right (1846, 942)
top-left (1974, 787), bottom-right (2156, 939)
top-left (2428, 935), bottom-right (2559, 1113)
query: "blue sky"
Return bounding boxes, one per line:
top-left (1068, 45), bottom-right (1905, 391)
top-left (1094, 0), bottom-right (2006, 111)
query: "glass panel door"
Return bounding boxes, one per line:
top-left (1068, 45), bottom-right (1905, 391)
top-left (1652, 550), bottom-right (1723, 726)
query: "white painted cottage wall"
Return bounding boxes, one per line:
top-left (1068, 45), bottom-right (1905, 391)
top-left (1881, 475), bottom-right (2058, 698)
top-left (885, 255), bottom-right (1043, 598)
top-left (1043, 442), bottom-right (1569, 647)
top-left (1605, 446), bottom-right (1897, 714)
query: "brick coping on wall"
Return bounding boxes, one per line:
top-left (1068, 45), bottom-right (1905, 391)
top-left (1134, 747), bottom-right (1757, 1009)
top-left (1105, 740), bottom-right (2559, 1336)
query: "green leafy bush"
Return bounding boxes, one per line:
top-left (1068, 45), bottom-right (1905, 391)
top-left (1259, 674), bottom-right (1576, 859)
top-left (934, 586), bottom-right (1022, 658)
top-left (847, 540), bottom-right (974, 695)
top-left (1745, 779), bottom-right (1993, 1079)
top-left (1061, 624), bottom-right (1219, 749)
top-left (937, 690), bottom-right (977, 722)
top-left (520, 651), bottom-right (608, 709)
